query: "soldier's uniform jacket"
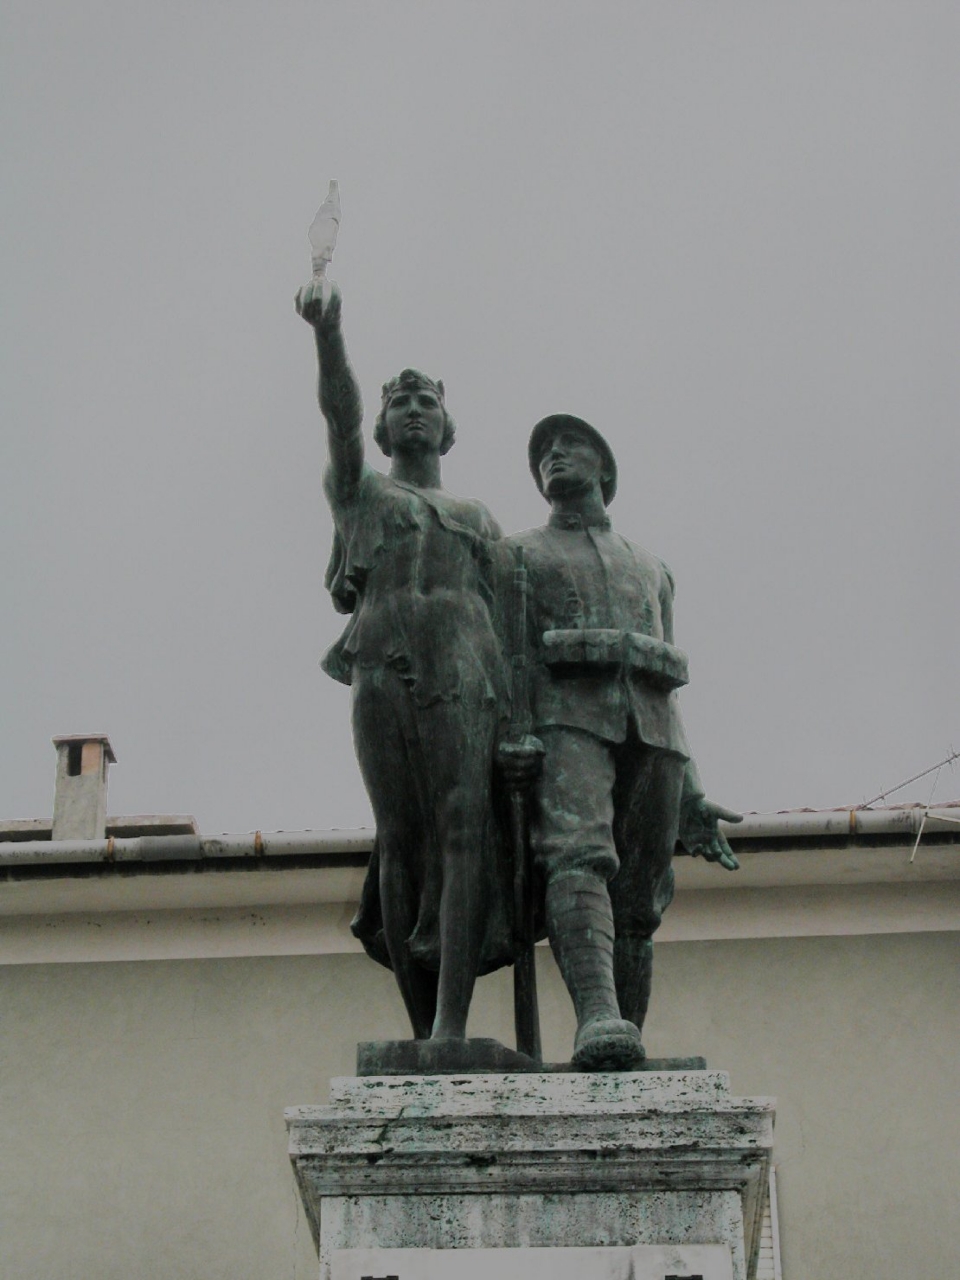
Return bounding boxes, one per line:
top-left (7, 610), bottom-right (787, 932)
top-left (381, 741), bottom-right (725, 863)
top-left (505, 512), bottom-right (692, 758)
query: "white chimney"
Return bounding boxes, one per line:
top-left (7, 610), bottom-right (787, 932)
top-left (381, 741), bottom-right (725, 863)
top-left (51, 735), bottom-right (116, 840)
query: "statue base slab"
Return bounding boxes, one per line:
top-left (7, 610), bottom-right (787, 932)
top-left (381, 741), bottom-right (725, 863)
top-left (357, 1037), bottom-right (706, 1076)
top-left (287, 1069), bottom-right (775, 1280)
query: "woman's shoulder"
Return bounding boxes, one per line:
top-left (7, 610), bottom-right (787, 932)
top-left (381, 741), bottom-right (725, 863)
top-left (434, 490), bottom-right (503, 539)
top-left (323, 461), bottom-right (395, 511)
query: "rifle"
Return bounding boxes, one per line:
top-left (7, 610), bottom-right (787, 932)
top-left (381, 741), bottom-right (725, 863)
top-left (508, 546), bottom-right (542, 1062)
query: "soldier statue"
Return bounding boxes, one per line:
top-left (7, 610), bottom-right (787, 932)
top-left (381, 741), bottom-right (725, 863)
top-left (498, 415), bottom-right (741, 1071)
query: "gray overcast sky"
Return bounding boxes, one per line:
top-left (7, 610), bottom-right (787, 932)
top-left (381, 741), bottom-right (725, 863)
top-left (2, 1), bottom-right (957, 833)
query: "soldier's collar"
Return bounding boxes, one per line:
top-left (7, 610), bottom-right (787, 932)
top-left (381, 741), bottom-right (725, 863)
top-left (548, 511), bottom-right (612, 532)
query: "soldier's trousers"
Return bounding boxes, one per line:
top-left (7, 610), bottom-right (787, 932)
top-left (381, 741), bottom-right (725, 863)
top-left (529, 724), bottom-right (686, 940)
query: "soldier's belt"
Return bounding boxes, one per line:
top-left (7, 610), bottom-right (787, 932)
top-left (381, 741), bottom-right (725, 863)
top-left (541, 629), bottom-right (689, 690)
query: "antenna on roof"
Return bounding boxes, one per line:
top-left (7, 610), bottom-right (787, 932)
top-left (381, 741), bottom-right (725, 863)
top-left (856, 747), bottom-right (959, 811)
top-left (855, 746), bottom-right (959, 864)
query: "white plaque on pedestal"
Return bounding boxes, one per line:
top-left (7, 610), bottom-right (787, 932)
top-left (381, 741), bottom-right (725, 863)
top-left (333, 1244), bottom-right (733, 1280)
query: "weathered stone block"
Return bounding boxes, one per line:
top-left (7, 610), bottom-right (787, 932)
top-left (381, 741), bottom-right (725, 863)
top-left (287, 1071), bottom-right (774, 1280)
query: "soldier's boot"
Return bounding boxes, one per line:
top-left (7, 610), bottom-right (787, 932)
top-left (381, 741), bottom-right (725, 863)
top-left (614, 934), bottom-right (654, 1038)
top-left (546, 871), bottom-right (645, 1071)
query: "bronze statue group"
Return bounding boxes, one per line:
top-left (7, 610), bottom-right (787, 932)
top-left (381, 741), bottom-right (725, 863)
top-left (297, 279), bottom-right (740, 1072)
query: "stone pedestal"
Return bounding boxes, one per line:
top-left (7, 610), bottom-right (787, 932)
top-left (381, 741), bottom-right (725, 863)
top-left (287, 1071), bottom-right (775, 1280)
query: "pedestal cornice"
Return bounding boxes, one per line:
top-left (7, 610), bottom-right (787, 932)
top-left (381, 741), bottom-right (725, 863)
top-left (287, 1070), bottom-right (775, 1279)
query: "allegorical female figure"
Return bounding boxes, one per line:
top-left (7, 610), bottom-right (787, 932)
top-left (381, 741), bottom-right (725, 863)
top-left (296, 279), bottom-right (511, 1041)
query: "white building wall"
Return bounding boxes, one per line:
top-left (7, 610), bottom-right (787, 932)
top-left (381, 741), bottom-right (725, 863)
top-left (2, 930), bottom-right (958, 1280)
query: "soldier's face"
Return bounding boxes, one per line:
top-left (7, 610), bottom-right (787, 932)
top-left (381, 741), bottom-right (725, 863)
top-left (384, 387), bottom-right (446, 455)
top-left (539, 429), bottom-right (606, 497)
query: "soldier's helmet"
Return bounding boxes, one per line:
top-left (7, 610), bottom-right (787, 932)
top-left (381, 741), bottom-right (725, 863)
top-left (528, 414), bottom-right (618, 506)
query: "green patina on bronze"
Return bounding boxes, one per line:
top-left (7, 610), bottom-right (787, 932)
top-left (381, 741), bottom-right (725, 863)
top-left (296, 279), bottom-right (740, 1071)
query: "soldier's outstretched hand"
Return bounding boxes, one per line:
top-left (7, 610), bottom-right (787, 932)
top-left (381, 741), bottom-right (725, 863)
top-left (295, 277), bottom-right (341, 331)
top-left (679, 796), bottom-right (742, 870)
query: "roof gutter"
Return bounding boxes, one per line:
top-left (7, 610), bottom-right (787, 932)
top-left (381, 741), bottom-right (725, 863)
top-left (0, 829), bottom-right (375, 867)
top-left (0, 807), bottom-right (957, 869)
